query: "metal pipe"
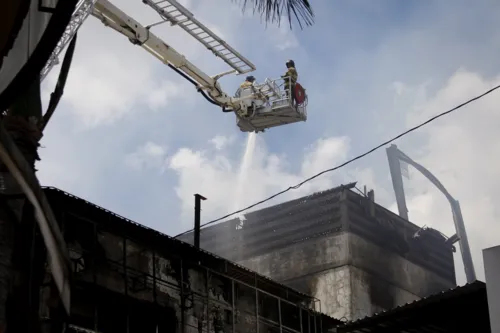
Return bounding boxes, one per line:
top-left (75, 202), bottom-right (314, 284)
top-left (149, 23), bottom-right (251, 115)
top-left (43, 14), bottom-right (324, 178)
top-left (180, 259), bottom-right (185, 333)
top-left (312, 311), bottom-right (317, 333)
top-left (152, 251), bottom-right (157, 302)
top-left (194, 194), bottom-right (207, 249)
top-left (278, 299), bottom-right (282, 333)
top-left (387, 144), bottom-right (477, 282)
top-left (483, 245), bottom-right (500, 333)
top-left (123, 237), bottom-right (128, 296)
top-left (299, 309), bottom-right (303, 333)
top-left (231, 279), bottom-right (235, 333)
top-left (93, 223), bottom-right (98, 333)
top-left (386, 144), bottom-right (409, 220)
top-left (451, 200), bottom-right (476, 282)
top-left (255, 275), bottom-right (259, 333)
top-left (206, 268), bottom-right (209, 332)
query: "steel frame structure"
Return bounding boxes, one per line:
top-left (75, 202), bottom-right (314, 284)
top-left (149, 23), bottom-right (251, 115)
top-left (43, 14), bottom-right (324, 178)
top-left (41, 189), bottom-right (332, 333)
top-left (386, 144), bottom-right (476, 283)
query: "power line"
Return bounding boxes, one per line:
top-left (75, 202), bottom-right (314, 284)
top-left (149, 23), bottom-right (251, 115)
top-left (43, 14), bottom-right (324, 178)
top-left (173, 83), bottom-right (500, 239)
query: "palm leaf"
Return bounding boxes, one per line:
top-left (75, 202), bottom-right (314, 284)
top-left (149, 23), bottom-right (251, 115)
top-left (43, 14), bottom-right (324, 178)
top-left (234, 0), bottom-right (314, 29)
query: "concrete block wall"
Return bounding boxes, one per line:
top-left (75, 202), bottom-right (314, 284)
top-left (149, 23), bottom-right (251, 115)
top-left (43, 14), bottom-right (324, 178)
top-left (238, 231), bottom-right (455, 321)
top-left (178, 184), bottom-right (457, 321)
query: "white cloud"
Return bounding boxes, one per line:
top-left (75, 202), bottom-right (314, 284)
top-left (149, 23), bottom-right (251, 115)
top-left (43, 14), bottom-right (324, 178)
top-left (42, 24), bottom-right (185, 128)
top-left (387, 69), bottom-right (500, 284)
top-left (125, 141), bottom-right (167, 171)
top-left (36, 0), bottom-right (500, 291)
top-left (267, 18), bottom-right (300, 50)
top-left (146, 80), bottom-right (185, 111)
top-left (59, 58), bottom-right (167, 127)
top-left (168, 135), bottom-right (351, 224)
top-left (209, 135), bottom-right (234, 150)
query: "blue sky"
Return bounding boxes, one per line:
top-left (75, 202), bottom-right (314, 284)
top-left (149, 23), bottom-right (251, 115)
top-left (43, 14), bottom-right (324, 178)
top-left (38, 0), bottom-right (500, 284)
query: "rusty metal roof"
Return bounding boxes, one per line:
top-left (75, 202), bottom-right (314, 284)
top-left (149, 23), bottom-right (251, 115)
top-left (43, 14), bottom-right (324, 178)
top-left (336, 280), bottom-right (490, 333)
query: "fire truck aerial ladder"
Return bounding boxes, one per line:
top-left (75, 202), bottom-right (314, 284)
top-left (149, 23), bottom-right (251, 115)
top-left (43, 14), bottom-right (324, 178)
top-left (40, 0), bottom-right (309, 133)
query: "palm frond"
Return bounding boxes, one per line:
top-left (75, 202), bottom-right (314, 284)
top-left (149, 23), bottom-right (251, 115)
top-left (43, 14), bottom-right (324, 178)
top-left (234, 0), bottom-right (314, 30)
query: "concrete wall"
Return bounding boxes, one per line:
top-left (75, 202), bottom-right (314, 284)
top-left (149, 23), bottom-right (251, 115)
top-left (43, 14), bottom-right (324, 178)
top-left (345, 190), bottom-right (456, 283)
top-left (348, 265), bottom-right (418, 320)
top-left (308, 266), bottom-right (351, 320)
top-left (348, 232), bottom-right (454, 299)
top-left (236, 230), bottom-right (455, 321)
top-left (239, 232), bottom-right (348, 287)
top-left (176, 186), bottom-right (456, 322)
top-left (178, 186), bottom-right (345, 262)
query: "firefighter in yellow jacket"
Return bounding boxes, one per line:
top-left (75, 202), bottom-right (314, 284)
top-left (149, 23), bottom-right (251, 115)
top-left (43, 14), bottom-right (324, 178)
top-left (241, 75), bottom-right (256, 88)
top-left (281, 60), bottom-right (298, 99)
top-left (235, 75), bottom-right (256, 98)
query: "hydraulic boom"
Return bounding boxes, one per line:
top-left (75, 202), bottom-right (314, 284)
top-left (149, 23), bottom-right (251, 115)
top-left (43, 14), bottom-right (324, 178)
top-left (41, 0), bottom-right (309, 133)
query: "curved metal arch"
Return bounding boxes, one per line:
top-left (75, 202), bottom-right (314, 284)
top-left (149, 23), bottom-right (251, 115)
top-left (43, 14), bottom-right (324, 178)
top-left (386, 144), bottom-right (476, 283)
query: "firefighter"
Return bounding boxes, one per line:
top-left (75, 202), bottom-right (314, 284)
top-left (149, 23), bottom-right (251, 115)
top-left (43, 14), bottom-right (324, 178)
top-left (241, 75), bottom-right (256, 88)
top-left (235, 75), bottom-right (256, 98)
top-left (281, 60), bottom-right (298, 100)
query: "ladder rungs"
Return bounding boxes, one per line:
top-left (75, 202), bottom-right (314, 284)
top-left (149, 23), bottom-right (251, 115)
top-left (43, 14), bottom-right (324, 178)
top-left (143, 0), bottom-right (256, 75)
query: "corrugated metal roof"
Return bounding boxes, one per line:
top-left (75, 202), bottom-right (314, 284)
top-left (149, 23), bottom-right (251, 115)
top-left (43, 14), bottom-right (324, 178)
top-left (41, 187), bottom-right (323, 305)
top-left (336, 280), bottom-right (490, 333)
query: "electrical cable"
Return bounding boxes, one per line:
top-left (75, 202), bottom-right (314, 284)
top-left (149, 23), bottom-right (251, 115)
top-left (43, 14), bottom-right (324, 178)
top-left (173, 82), bottom-right (500, 240)
top-left (168, 64), bottom-right (216, 105)
top-left (167, 64), bottom-right (235, 112)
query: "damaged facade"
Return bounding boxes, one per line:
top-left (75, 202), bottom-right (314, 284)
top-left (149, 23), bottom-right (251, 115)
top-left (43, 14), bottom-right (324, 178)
top-left (38, 187), bottom-right (341, 333)
top-left (178, 183), bottom-right (457, 321)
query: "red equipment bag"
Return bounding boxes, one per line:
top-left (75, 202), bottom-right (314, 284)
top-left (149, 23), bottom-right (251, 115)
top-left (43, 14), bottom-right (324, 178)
top-left (294, 83), bottom-right (306, 105)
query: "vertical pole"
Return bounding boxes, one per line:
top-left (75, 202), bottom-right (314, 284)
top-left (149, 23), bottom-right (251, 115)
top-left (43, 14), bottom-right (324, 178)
top-left (393, 146), bottom-right (476, 282)
top-left (255, 276), bottom-right (259, 333)
top-left (180, 259), bottom-right (185, 333)
top-left (123, 237), bottom-right (129, 333)
top-left (206, 268), bottom-right (210, 333)
top-left (231, 280), bottom-right (236, 333)
top-left (278, 299), bottom-right (282, 333)
top-left (299, 309), bottom-right (303, 333)
top-left (126, 312), bottom-right (130, 333)
top-left (319, 311), bottom-right (323, 333)
top-left (483, 245), bottom-right (500, 333)
top-left (123, 237), bottom-right (128, 296)
top-left (307, 311), bottom-right (311, 333)
top-left (386, 144), bottom-right (409, 220)
top-left (194, 194), bottom-right (207, 249)
top-left (93, 223), bottom-right (98, 332)
top-left (451, 200), bottom-right (476, 282)
top-left (313, 313), bottom-right (317, 333)
top-left (152, 251), bottom-right (157, 302)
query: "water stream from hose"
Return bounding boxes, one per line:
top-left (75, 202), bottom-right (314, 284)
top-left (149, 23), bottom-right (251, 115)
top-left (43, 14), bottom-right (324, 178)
top-left (233, 132), bottom-right (257, 228)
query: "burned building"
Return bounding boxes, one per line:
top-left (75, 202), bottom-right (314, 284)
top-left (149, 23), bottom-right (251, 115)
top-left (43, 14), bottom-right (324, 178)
top-left (39, 187), bottom-right (342, 333)
top-left (178, 183), bottom-right (457, 321)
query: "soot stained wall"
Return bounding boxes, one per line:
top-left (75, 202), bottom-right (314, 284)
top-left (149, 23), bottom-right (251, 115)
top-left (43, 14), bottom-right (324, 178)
top-left (194, 185), bottom-right (456, 321)
top-left (41, 188), bottom-right (334, 333)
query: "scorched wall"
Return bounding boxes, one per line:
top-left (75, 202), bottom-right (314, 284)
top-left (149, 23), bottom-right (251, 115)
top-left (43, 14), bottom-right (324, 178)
top-left (39, 188), bottom-right (340, 333)
top-left (180, 183), bottom-right (457, 321)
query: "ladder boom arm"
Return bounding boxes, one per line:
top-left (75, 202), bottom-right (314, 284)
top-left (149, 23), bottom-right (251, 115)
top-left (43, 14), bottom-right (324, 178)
top-left (40, 0), bottom-right (97, 82)
top-left (92, 0), bottom-right (239, 108)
